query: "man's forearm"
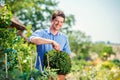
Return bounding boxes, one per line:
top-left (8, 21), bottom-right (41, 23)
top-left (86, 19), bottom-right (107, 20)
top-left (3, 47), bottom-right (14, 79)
top-left (30, 37), bottom-right (60, 51)
top-left (30, 37), bottom-right (53, 45)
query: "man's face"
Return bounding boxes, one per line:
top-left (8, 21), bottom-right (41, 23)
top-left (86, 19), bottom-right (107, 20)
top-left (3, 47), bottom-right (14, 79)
top-left (51, 16), bottom-right (64, 31)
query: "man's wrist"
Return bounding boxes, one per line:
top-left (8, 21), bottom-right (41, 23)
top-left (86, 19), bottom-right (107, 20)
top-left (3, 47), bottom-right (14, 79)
top-left (49, 40), bottom-right (54, 44)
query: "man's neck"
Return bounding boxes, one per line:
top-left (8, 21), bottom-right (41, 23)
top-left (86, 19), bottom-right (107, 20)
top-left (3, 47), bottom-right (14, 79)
top-left (50, 27), bottom-right (59, 35)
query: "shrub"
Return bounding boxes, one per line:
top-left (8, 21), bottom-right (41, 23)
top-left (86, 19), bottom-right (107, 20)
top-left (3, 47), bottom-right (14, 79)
top-left (0, 5), bottom-right (12, 28)
top-left (44, 50), bottom-right (71, 75)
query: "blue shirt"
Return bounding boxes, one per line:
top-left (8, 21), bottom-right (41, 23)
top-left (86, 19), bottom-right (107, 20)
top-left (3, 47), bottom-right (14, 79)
top-left (29, 28), bottom-right (71, 70)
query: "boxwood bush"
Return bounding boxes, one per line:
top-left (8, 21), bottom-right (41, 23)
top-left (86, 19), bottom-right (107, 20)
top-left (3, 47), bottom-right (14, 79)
top-left (44, 50), bottom-right (71, 75)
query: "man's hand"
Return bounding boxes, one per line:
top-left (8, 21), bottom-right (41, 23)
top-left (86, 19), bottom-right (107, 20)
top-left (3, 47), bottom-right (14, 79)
top-left (51, 41), bottom-right (60, 51)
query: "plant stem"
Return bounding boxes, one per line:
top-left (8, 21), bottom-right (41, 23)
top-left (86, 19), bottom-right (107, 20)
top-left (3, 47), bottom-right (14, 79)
top-left (5, 53), bottom-right (8, 78)
top-left (18, 52), bottom-right (23, 73)
top-left (30, 51), bottom-right (33, 71)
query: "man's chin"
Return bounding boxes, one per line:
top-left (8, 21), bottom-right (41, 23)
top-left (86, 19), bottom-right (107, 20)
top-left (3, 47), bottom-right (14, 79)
top-left (54, 27), bottom-right (60, 31)
top-left (56, 28), bottom-right (60, 31)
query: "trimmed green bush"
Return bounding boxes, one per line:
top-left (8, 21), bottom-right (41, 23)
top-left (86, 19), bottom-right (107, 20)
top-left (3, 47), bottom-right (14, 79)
top-left (44, 50), bottom-right (71, 75)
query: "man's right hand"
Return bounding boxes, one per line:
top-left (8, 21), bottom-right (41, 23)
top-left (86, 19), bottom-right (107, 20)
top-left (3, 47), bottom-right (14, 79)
top-left (51, 40), bottom-right (60, 51)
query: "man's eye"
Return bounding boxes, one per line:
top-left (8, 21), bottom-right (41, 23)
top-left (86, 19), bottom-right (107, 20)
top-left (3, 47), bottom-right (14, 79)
top-left (55, 19), bottom-right (63, 23)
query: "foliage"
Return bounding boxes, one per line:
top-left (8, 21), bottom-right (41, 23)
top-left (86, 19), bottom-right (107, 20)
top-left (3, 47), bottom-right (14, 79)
top-left (102, 45), bottom-right (115, 55)
top-left (90, 43), bottom-right (106, 54)
top-left (44, 50), bottom-right (71, 75)
top-left (112, 59), bottom-right (120, 67)
top-left (69, 59), bottom-right (120, 80)
top-left (62, 14), bottom-right (75, 34)
top-left (0, 5), bottom-right (36, 79)
top-left (0, 27), bottom-right (34, 79)
top-left (0, 4), bottom-right (12, 28)
top-left (1, 68), bottom-right (57, 80)
top-left (68, 30), bottom-right (92, 59)
top-left (0, 5), bottom-right (16, 74)
top-left (3, 0), bottom-right (75, 32)
top-left (90, 43), bottom-right (115, 60)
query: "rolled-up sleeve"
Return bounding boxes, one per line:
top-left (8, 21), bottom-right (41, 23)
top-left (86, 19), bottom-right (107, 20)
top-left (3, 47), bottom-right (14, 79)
top-left (28, 30), bottom-right (43, 42)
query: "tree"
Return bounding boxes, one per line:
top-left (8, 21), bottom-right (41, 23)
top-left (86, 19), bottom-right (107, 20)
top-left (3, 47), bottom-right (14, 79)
top-left (3, 0), bottom-right (75, 32)
top-left (68, 30), bottom-right (92, 59)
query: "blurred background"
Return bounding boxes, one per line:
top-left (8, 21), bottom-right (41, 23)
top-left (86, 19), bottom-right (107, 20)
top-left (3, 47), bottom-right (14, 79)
top-left (58, 0), bottom-right (120, 44)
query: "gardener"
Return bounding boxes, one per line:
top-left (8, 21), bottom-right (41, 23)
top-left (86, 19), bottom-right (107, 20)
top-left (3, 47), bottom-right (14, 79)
top-left (28, 10), bottom-right (71, 70)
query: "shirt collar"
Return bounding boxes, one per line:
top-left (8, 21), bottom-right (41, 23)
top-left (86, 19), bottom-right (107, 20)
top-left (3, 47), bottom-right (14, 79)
top-left (46, 28), bottom-right (62, 36)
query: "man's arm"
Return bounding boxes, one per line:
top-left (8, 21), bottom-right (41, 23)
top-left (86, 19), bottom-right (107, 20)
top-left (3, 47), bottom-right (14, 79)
top-left (30, 37), bottom-right (60, 51)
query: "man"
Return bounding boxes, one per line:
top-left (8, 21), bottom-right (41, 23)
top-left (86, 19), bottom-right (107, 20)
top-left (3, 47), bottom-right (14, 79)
top-left (28, 10), bottom-right (71, 70)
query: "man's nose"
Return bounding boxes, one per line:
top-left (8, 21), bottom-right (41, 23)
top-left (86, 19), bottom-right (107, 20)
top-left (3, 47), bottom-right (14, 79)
top-left (56, 21), bottom-right (60, 25)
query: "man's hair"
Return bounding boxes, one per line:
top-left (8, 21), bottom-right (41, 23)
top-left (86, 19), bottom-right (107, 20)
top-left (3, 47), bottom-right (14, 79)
top-left (51, 10), bottom-right (65, 21)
